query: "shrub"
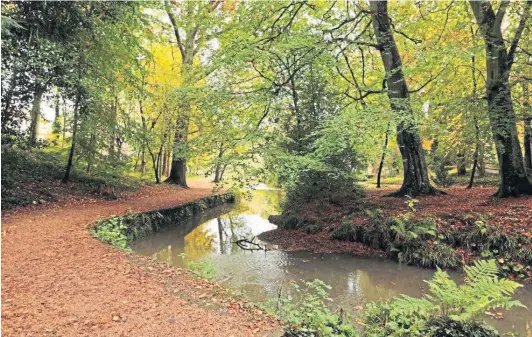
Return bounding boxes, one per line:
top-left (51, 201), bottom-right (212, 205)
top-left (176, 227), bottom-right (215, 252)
top-left (275, 279), bottom-right (357, 337)
top-left (422, 318), bottom-right (499, 337)
top-left (279, 212), bottom-right (305, 230)
top-left (305, 224), bottom-right (323, 235)
top-left (330, 222), bottom-right (360, 242)
top-left (397, 242), bottom-right (460, 269)
top-left (91, 217), bottom-right (131, 250)
top-left (282, 169), bottom-right (363, 213)
top-left (331, 212), bottom-right (459, 269)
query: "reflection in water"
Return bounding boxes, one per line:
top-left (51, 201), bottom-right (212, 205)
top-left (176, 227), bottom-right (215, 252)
top-left (130, 190), bottom-right (531, 335)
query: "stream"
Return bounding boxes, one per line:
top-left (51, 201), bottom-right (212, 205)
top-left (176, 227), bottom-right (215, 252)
top-left (130, 189), bottom-right (531, 335)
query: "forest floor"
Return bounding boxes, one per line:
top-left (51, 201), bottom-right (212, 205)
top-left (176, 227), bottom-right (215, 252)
top-left (1, 178), bottom-right (279, 337)
top-left (260, 185), bottom-right (532, 280)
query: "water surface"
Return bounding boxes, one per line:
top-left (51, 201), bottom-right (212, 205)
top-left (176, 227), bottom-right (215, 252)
top-left (130, 190), bottom-right (531, 335)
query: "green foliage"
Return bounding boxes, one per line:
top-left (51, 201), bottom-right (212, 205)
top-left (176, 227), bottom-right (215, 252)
top-left (1, 145), bottom-right (143, 210)
top-left (362, 260), bottom-right (524, 337)
top-left (422, 318), bottom-right (499, 337)
top-left (178, 253), bottom-right (216, 281)
top-left (442, 216), bottom-right (532, 279)
top-left (91, 217), bottom-right (130, 250)
top-left (274, 280), bottom-right (357, 337)
top-left (427, 260), bottom-right (525, 322)
top-left (305, 224), bottom-right (324, 235)
top-left (282, 169), bottom-right (363, 212)
top-left (428, 142), bottom-right (453, 188)
top-left (331, 211), bottom-right (459, 269)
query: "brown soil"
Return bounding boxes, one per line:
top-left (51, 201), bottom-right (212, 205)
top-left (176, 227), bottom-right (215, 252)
top-left (2, 179), bottom-right (280, 337)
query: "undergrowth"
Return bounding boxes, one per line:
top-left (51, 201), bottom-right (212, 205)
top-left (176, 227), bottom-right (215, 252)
top-left (1, 145), bottom-right (144, 210)
top-left (269, 279), bottom-right (357, 337)
top-left (362, 260), bottom-right (525, 337)
top-left (91, 216), bottom-right (132, 250)
top-left (331, 208), bottom-right (531, 278)
top-left (178, 253), bottom-right (216, 281)
top-left (331, 210), bottom-right (460, 269)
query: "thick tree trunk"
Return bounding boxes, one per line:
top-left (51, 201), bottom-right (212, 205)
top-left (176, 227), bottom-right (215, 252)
top-left (470, 1), bottom-right (532, 197)
top-left (376, 126), bottom-right (390, 188)
top-left (371, 1), bottom-right (439, 196)
top-left (165, 115), bottom-right (189, 188)
top-left (29, 87), bottom-right (45, 147)
top-left (167, 158), bottom-right (187, 187)
top-left (62, 95), bottom-right (80, 183)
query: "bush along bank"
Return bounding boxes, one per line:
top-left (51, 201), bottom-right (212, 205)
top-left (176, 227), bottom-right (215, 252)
top-left (91, 193), bottom-right (235, 250)
top-left (270, 195), bottom-right (531, 282)
top-left (328, 209), bottom-right (531, 281)
top-left (269, 260), bottom-right (524, 337)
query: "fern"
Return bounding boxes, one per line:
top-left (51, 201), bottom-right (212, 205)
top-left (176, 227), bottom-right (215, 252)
top-left (426, 259), bottom-right (525, 322)
top-left (363, 260), bottom-right (525, 336)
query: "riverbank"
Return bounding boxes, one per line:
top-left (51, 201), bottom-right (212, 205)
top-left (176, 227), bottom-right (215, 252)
top-left (1, 179), bottom-right (279, 336)
top-left (260, 186), bottom-right (532, 282)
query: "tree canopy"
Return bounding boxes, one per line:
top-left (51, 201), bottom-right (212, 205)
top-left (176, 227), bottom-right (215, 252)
top-left (2, 0), bottom-right (531, 197)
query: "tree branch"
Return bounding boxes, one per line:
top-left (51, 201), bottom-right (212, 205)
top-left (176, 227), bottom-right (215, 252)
top-left (507, 1), bottom-right (531, 70)
top-left (165, 1), bottom-right (185, 60)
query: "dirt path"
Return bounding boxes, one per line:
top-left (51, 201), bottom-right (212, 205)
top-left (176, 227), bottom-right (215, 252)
top-left (2, 179), bottom-right (278, 337)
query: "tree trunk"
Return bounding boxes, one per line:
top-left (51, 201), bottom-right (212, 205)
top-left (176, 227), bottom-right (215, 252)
top-left (1, 67), bottom-right (18, 133)
top-left (52, 93), bottom-right (61, 143)
top-left (29, 86), bottom-right (45, 147)
top-left (219, 163), bottom-right (228, 182)
top-left (376, 125), bottom-right (390, 188)
top-left (165, 115), bottom-right (189, 188)
top-left (468, 149), bottom-right (478, 189)
top-left (477, 143), bottom-right (486, 177)
top-left (214, 143), bottom-right (225, 183)
top-left (62, 95), bottom-right (81, 183)
top-left (140, 148), bottom-right (147, 174)
top-left (371, 1), bottom-right (439, 196)
top-left (456, 151), bottom-right (467, 175)
top-left (524, 84), bottom-right (531, 173)
top-left (468, 116), bottom-right (481, 189)
top-left (525, 117), bottom-right (532, 173)
top-left (86, 134), bottom-right (95, 175)
top-left (470, 1), bottom-right (532, 196)
top-left (62, 98), bottom-right (67, 148)
top-left (108, 96), bottom-right (118, 161)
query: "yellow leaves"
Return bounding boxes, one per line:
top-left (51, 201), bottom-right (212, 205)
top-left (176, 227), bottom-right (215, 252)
top-left (146, 43), bottom-right (183, 90)
top-left (422, 139), bottom-right (433, 151)
top-left (221, 1), bottom-right (238, 12)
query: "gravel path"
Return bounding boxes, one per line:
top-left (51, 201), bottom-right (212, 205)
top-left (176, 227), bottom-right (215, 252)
top-left (2, 180), bottom-right (278, 337)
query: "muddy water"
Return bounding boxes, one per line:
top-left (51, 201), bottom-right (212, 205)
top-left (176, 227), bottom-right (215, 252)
top-left (130, 190), bottom-right (531, 335)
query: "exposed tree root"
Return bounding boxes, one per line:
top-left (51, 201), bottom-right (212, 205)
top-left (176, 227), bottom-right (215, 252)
top-left (386, 185), bottom-right (447, 198)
